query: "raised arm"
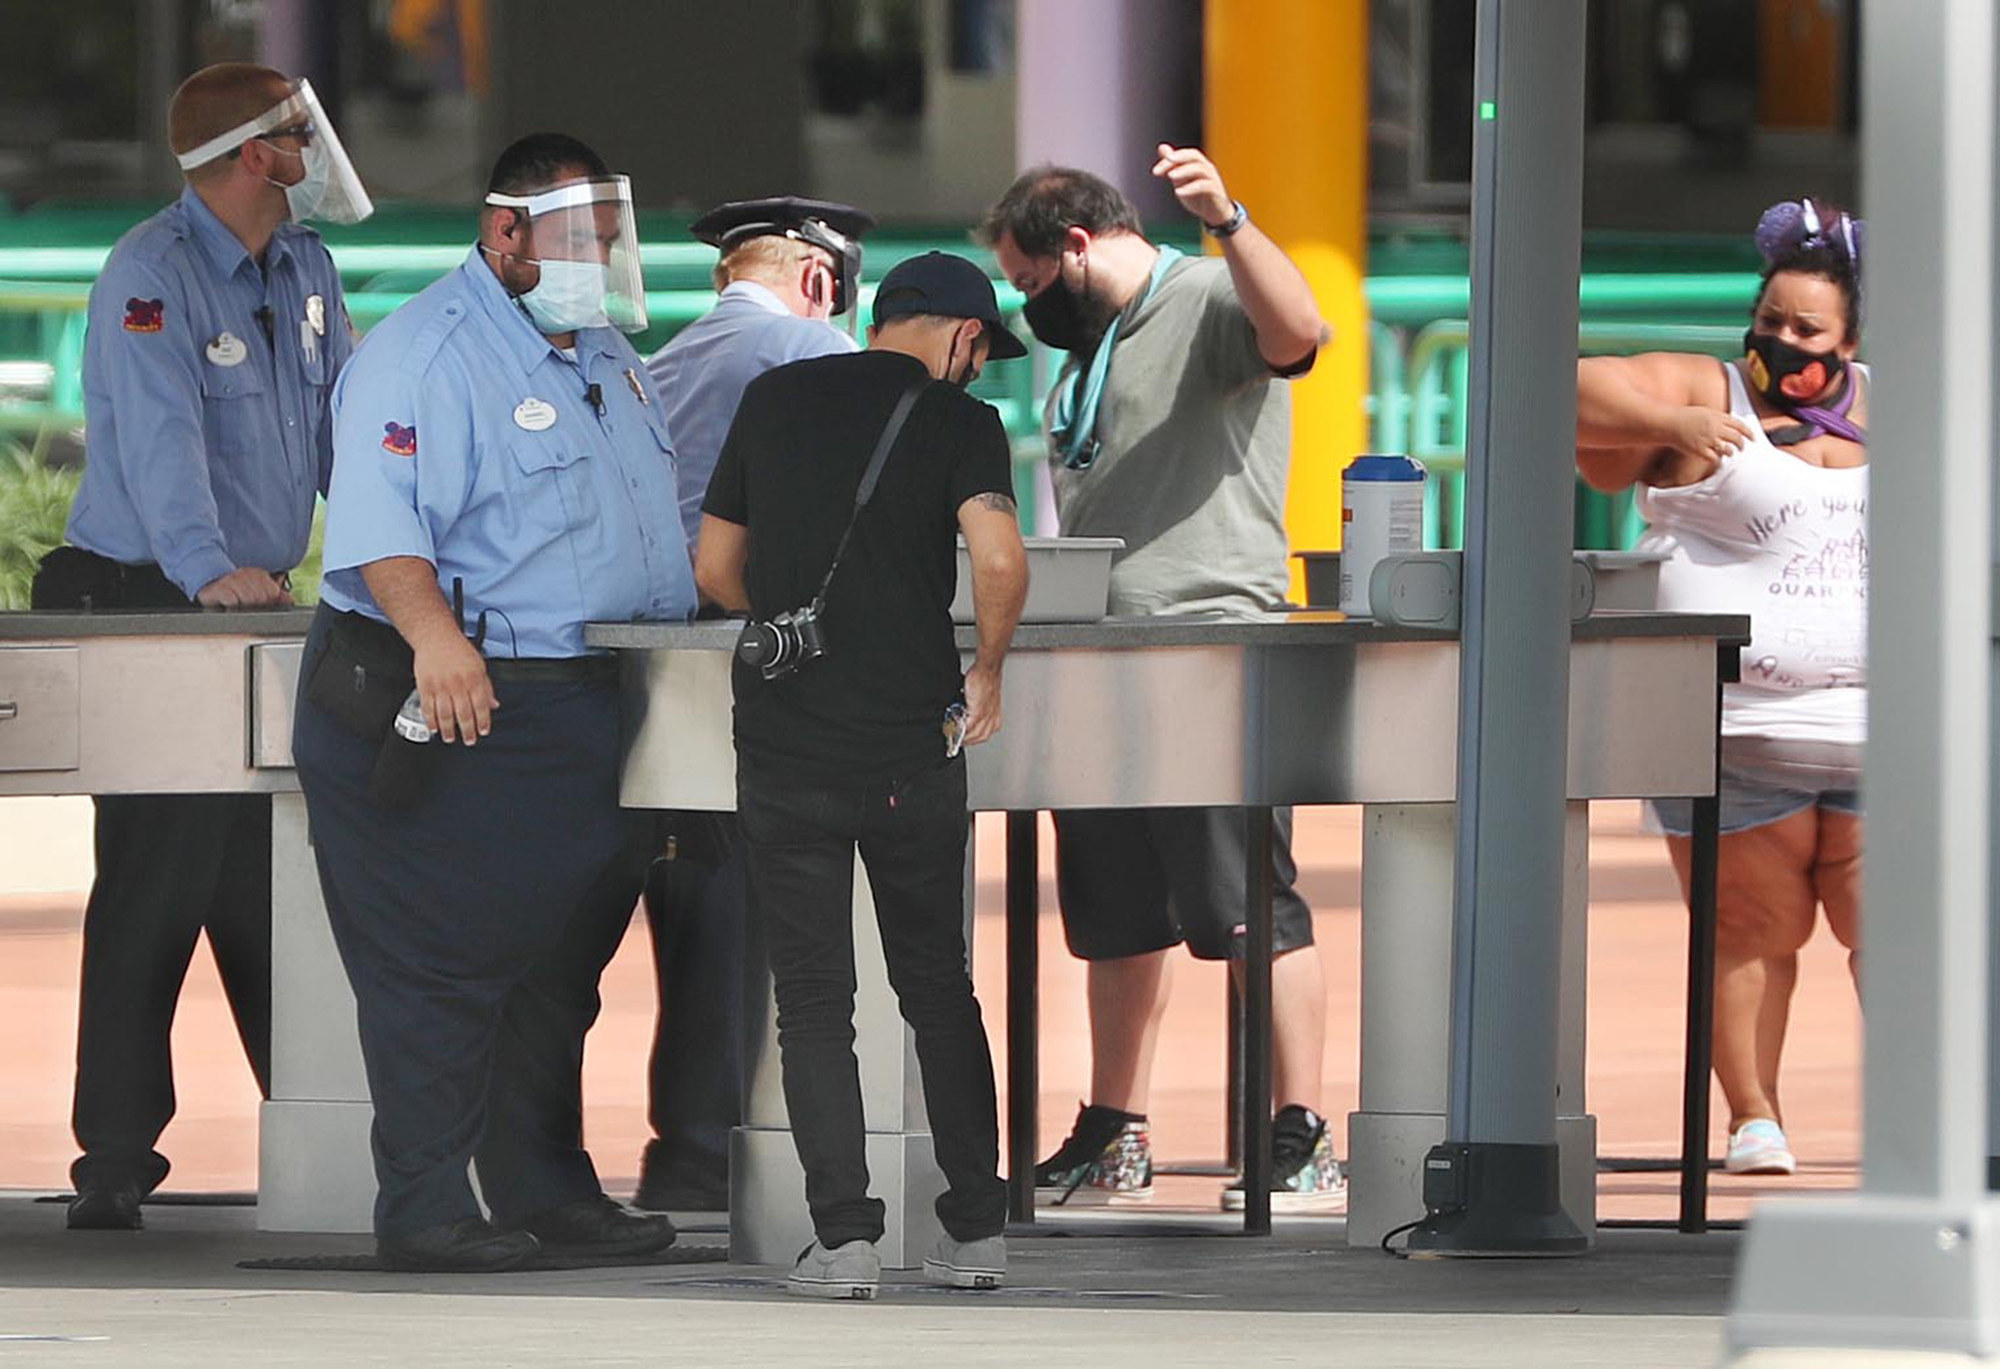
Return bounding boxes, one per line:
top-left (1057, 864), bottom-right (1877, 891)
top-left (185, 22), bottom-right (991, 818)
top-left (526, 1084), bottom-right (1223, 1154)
top-left (1575, 351), bottom-right (1752, 493)
top-left (1153, 144), bottom-right (1330, 370)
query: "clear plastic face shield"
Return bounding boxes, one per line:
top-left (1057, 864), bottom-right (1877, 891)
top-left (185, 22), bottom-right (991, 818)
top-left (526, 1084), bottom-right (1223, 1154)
top-left (173, 79), bottom-right (373, 225)
top-left (483, 176), bottom-right (647, 334)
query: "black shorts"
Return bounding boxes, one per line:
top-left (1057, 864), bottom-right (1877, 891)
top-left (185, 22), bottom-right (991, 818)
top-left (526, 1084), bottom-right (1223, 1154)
top-left (1051, 807), bottom-right (1316, 962)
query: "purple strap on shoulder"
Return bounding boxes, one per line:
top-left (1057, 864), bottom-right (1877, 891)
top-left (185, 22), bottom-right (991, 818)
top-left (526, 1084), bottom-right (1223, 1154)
top-left (1781, 373), bottom-right (1867, 445)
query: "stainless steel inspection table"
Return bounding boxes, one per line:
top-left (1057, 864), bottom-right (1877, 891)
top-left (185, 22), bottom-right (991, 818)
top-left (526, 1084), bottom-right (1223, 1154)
top-left (587, 609), bottom-right (1749, 1261)
top-left (0, 608), bottom-right (376, 1232)
top-left (0, 607), bottom-right (1746, 1254)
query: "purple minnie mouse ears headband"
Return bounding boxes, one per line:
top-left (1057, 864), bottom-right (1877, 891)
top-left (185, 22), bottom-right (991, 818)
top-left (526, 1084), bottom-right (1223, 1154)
top-left (1755, 198), bottom-right (1865, 270)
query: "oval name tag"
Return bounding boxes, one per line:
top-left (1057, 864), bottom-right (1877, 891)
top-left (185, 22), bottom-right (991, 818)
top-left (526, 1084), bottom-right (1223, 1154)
top-left (513, 397), bottom-right (557, 431)
top-left (205, 332), bottom-right (248, 367)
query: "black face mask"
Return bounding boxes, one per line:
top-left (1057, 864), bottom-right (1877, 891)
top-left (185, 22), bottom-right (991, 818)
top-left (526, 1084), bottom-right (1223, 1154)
top-left (1021, 255), bottom-right (1102, 353)
top-left (1743, 328), bottom-right (1847, 405)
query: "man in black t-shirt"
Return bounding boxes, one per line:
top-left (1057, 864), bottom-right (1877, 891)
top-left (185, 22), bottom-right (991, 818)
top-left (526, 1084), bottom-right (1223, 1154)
top-left (696, 251), bottom-right (1028, 1299)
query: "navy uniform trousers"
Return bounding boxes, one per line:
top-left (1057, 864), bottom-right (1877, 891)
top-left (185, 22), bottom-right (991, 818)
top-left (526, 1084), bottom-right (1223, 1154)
top-left (638, 813), bottom-right (744, 1197)
top-left (290, 606), bottom-right (652, 1237)
top-left (32, 547), bottom-right (272, 1196)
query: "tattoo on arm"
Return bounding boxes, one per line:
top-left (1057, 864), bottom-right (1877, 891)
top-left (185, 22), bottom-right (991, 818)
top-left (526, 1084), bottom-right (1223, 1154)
top-left (971, 492), bottom-right (1017, 514)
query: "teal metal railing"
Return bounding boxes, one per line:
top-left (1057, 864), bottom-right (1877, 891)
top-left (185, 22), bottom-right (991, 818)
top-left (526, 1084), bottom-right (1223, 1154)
top-left (0, 233), bottom-right (1761, 546)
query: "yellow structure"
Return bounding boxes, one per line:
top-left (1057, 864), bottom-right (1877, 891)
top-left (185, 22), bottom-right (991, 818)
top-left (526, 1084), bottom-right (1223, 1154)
top-left (1205, 0), bottom-right (1370, 597)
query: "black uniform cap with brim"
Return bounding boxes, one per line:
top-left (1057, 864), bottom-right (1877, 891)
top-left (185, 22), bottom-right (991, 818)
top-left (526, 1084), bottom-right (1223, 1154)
top-left (689, 196), bottom-right (876, 249)
top-left (691, 196), bottom-right (875, 315)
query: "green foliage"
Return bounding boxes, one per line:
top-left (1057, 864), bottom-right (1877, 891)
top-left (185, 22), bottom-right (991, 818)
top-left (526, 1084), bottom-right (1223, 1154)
top-left (293, 501), bottom-right (326, 606)
top-left (0, 437), bottom-right (80, 609)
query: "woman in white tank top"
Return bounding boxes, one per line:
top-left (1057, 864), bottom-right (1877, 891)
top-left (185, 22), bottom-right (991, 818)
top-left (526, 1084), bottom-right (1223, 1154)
top-left (1575, 199), bottom-right (1866, 1180)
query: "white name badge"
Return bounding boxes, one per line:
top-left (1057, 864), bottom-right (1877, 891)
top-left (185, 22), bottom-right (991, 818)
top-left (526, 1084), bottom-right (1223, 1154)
top-left (205, 332), bottom-right (248, 367)
top-left (513, 397), bottom-right (558, 431)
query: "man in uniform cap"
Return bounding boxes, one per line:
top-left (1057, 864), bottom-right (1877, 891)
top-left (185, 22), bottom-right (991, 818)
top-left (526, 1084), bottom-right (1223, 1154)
top-left (629, 195), bottom-right (873, 1213)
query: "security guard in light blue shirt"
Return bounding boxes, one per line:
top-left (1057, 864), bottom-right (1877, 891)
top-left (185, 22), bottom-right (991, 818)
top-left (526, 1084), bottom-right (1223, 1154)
top-left (626, 196), bottom-right (871, 1214)
top-left (31, 63), bottom-right (371, 1235)
top-left (292, 134), bottom-right (688, 1273)
top-left (63, 183), bottom-right (350, 599)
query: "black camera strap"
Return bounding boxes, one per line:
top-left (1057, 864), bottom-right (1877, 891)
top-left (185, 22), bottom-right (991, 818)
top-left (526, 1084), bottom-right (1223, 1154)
top-left (807, 377), bottom-right (927, 613)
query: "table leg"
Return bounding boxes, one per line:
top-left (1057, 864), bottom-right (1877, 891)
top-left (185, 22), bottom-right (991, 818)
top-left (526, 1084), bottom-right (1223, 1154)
top-left (1242, 806), bottom-right (1275, 1235)
top-left (1678, 647), bottom-right (1733, 1234)
top-left (1005, 810), bottom-right (1039, 1225)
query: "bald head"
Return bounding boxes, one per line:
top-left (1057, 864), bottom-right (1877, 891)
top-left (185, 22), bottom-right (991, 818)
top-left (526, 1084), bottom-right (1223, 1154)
top-left (169, 64), bottom-right (292, 180)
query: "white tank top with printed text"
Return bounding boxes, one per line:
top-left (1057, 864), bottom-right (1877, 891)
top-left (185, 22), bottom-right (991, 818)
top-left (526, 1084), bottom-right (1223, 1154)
top-left (1635, 361), bottom-right (1867, 743)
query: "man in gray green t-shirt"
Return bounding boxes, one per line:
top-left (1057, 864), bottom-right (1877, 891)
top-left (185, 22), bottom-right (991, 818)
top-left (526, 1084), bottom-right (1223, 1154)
top-left (980, 150), bottom-right (1344, 1214)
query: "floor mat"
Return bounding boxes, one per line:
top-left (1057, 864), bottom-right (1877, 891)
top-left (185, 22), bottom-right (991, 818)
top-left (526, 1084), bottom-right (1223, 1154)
top-left (240, 1243), bottom-right (730, 1273)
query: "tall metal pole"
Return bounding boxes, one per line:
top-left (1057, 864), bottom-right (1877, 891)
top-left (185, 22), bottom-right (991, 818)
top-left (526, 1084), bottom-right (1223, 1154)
top-left (1405, 0), bottom-right (1588, 1257)
top-left (1728, 0), bottom-right (2000, 1357)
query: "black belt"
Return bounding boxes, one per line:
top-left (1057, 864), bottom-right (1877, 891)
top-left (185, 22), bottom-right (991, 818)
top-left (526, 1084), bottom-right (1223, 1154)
top-left (485, 655), bottom-right (619, 685)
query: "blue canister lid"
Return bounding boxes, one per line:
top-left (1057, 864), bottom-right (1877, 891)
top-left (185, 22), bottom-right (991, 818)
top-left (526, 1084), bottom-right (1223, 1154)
top-left (1343, 454), bottom-right (1427, 483)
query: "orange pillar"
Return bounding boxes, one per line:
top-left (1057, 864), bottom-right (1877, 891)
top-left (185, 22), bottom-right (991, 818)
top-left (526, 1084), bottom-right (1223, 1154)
top-left (1206, 0), bottom-right (1370, 595)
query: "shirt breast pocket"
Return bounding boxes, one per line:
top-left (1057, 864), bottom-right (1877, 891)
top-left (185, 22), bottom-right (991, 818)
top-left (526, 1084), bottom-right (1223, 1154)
top-left (200, 362), bottom-right (269, 457)
top-left (510, 438), bottom-right (602, 536)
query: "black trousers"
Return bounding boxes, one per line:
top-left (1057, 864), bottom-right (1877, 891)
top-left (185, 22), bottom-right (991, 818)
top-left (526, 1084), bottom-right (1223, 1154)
top-left (32, 547), bottom-right (273, 1195)
top-left (737, 754), bottom-right (1005, 1248)
top-left (291, 606), bottom-right (649, 1237)
top-left (640, 812), bottom-right (745, 1185)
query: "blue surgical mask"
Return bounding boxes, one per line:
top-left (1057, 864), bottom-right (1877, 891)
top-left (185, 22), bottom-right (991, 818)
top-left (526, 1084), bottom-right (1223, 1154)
top-left (517, 259), bottom-right (610, 334)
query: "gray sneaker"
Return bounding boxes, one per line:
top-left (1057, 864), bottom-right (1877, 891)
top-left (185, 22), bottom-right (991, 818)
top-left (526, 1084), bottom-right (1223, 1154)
top-left (786, 1239), bottom-right (880, 1300)
top-left (922, 1234), bottom-right (1006, 1290)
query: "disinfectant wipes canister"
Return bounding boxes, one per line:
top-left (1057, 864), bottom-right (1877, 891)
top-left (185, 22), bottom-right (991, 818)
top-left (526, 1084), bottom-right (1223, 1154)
top-left (1339, 454), bottom-right (1427, 616)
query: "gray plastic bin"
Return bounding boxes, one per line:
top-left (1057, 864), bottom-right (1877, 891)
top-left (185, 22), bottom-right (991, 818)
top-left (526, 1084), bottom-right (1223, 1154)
top-left (951, 536), bottom-right (1124, 623)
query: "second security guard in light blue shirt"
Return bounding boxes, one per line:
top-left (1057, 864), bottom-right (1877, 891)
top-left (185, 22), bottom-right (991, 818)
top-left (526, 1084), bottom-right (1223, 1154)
top-left (321, 232), bottom-right (695, 658)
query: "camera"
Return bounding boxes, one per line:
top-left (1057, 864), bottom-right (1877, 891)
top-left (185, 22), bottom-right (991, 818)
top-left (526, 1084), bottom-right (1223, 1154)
top-left (735, 605), bottom-right (828, 680)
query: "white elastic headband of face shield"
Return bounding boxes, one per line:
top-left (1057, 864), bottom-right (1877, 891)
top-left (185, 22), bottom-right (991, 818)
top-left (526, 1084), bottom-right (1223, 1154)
top-left (174, 79), bottom-right (314, 171)
top-left (483, 175), bottom-right (635, 221)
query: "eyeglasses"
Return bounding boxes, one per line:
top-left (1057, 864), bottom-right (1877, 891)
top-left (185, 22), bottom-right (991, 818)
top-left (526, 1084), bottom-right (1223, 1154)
top-left (226, 122), bottom-right (316, 158)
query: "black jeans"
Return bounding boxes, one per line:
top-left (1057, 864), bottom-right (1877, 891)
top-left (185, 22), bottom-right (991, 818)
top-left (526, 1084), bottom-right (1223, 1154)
top-left (737, 755), bottom-right (1005, 1248)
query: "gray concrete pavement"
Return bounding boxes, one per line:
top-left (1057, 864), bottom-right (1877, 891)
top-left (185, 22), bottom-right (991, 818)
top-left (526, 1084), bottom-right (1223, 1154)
top-left (0, 1194), bottom-right (1733, 1366)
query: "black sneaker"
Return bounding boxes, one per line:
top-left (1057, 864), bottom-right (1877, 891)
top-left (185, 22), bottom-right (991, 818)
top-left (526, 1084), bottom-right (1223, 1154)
top-left (1033, 1102), bottom-right (1153, 1206)
top-left (633, 1146), bottom-right (729, 1213)
top-left (1221, 1104), bottom-right (1347, 1214)
top-left (67, 1180), bottom-right (144, 1231)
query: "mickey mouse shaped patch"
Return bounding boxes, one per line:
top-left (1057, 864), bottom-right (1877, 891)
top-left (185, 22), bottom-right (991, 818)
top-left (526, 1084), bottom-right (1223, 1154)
top-left (123, 297), bottom-right (165, 333)
top-left (381, 422), bottom-right (418, 457)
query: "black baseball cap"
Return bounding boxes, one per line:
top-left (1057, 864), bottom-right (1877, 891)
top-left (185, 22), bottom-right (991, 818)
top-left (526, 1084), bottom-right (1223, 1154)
top-left (871, 251), bottom-right (1028, 359)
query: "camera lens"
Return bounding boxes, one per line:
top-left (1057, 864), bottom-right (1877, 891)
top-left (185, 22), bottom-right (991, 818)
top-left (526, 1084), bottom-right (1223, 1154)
top-left (736, 620), bottom-right (785, 670)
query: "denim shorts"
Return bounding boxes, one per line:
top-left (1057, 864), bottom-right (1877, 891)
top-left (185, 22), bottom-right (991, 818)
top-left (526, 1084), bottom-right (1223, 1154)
top-left (1646, 733), bottom-right (1864, 837)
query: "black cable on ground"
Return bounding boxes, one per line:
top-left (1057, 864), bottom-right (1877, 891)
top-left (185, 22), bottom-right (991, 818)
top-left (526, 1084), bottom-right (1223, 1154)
top-left (1379, 1217), bottom-right (1426, 1258)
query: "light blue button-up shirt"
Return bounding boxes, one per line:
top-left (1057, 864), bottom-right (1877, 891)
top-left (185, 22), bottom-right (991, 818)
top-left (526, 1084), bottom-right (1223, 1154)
top-left (320, 249), bottom-right (696, 658)
top-left (645, 280), bottom-right (856, 549)
top-left (66, 185), bottom-right (352, 598)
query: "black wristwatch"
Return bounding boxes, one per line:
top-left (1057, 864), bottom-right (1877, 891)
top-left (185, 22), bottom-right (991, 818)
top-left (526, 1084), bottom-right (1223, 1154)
top-left (1204, 200), bottom-right (1249, 238)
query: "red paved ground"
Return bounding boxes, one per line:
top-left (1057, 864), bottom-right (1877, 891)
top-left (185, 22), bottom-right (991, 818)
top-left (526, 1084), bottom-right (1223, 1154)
top-left (0, 802), bottom-right (1860, 1220)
